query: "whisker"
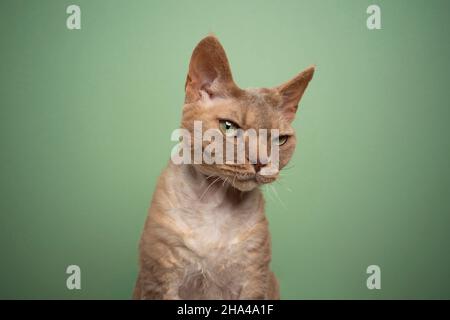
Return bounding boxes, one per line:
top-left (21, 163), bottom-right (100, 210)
top-left (222, 177), bottom-right (228, 187)
top-left (200, 176), bottom-right (221, 200)
top-left (264, 185), bottom-right (274, 202)
top-left (231, 174), bottom-right (237, 188)
top-left (275, 179), bottom-right (292, 193)
top-left (270, 184), bottom-right (287, 209)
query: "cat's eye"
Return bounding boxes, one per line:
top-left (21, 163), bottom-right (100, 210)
top-left (274, 135), bottom-right (289, 146)
top-left (219, 120), bottom-right (240, 136)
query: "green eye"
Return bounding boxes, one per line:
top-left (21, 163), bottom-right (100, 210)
top-left (219, 120), bottom-right (239, 136)
top-left (274, 135), bottom-right (289, 146)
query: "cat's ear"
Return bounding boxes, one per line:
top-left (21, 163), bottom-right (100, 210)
top-left (185, 35), bottom-right (238, 103)
top-left (276, 65), bottom-right (315, 122)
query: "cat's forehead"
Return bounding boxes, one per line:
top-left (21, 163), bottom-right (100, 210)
top-left (228, 88), bottom-right (290, 130)
top-left (190, 87), bottom-right (292, 131)
top-left (243, 88), bottom-right (282, 108)
top-left (241, 89), bottom-right (284, 126)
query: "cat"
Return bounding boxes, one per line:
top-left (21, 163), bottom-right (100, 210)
top-left (133, 35), bottom-right (314, 299)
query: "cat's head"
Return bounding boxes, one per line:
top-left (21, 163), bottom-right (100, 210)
top-left (180, 35), bottom-right (314, 192)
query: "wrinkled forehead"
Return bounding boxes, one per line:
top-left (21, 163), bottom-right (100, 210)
top-left (217, 88), bottom-right (291, 132)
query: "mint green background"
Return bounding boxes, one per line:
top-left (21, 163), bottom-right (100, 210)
top-left (1, 0), bottom-right (449, 299)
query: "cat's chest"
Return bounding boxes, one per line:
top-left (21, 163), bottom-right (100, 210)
top-left (166, 182), bottom-right (264, 298)
top-left (176, 204), bottom-right (249, 258)
top-left (174, 205), bottom-right (252, 299)
top-left (170, 187), bottom-right (261, 258)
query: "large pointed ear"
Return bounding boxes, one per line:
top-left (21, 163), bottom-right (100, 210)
top-left (276, 65), bottom-right (315, 122)
top-left (185, 36), bottom-right (238, 103)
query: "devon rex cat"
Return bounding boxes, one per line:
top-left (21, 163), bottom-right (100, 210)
top-left (133, 35), bottom-right (314, 299)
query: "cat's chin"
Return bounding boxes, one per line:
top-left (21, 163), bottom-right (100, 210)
top-left (194, 167), bottom-right (278, 192)
top-left (230, 174), bottom-right (280, 192)
top-left (229, 179), bottom-right (259, 192)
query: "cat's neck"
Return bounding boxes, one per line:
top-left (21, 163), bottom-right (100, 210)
top-left (167, 162), bottom-right (262, 208)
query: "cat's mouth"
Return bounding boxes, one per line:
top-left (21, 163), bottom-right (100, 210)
top-left (196, 165), bottom-right (277, 191)
top-left (255, 174), bottom-right (277, 184)
top-left (234, 173), bottom-right (277, 183)
top-left (235, 174), bottom-right (255, 182)
top-left (229, 172), bottom-right (278, 191)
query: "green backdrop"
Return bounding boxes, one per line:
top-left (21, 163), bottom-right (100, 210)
top-left (1, 0), bottom-right (449, 299)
